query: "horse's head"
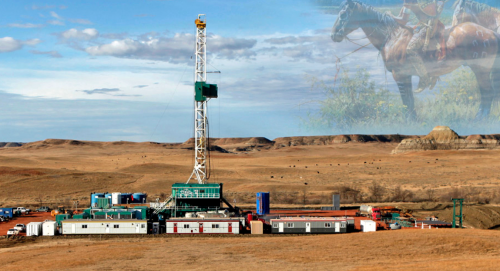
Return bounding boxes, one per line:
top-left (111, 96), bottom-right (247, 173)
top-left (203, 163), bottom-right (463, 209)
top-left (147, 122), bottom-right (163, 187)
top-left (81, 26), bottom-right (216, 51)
top-left (331, 0), bottom-right (361, 42)
top-left (452, 0), bottom-right (478, 26)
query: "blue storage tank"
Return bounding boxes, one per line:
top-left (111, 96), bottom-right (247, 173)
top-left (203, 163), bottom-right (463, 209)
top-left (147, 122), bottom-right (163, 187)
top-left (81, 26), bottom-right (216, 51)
top-left (91, 193), bottom-right (105, 208)
top-left (132, 193), bottom-right (147, 203)
top-left (256, 192), bottom-right (270, 215)
top-left (0, 207), bottom-right (14, 218)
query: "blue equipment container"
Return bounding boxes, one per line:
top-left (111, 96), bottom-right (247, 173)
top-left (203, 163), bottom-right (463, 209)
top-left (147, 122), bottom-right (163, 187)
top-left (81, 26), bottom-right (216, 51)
top-left (256, 192), bottom-right (270, 215)
top-left (132, 193), bottom-right (147, 203)
top-left (90, 193), bottom-right (105, 208)
top-left (0, 207), bottom-right (14, 218)
top-left (121, 193), bottom-right (132, 204)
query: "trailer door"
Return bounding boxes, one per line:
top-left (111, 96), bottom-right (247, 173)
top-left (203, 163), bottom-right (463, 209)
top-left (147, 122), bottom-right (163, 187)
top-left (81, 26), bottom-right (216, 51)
top-left (279, 223), bottom-right (284, 233)
top-left (228, 222), bottom-right (232, 233)
top-left (306, 222), bottom-right (311, 233)
top-left (335, 222), bottom-right (340, 233)
top-left (72, 224), bottom-right (76, 234)
top-left (106, 223), bottom-right (110, 233)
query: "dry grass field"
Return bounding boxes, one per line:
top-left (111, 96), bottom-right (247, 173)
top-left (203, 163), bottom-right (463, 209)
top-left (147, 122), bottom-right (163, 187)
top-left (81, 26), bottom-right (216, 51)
top-left (2, 230), bottom-right (500, 270)
top-left (2, 138), bottom-right (500, 269)
top-left (1, 138), bottom-right (500, 209)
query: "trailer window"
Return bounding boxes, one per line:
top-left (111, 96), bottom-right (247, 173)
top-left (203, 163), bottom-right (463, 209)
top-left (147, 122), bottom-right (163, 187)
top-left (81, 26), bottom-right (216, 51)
top-left (325, 223), bottom-right (332, 228)
top-left (341, 223), bottom-right (346, 228)
top-left (287, 222), bottom-right (294, 228)
top-left (114, 225), bottom-right (119, 228)
top-left (273, 223), bottom-right (278, 228)
top-left (141, 224), bottom-right (145, 228)
top-left (212, 224), bottom-right (220, 229)
top-left (184, 224), bottom-right (190, 229)
top-left (81, 225), bottom-right (87, 229)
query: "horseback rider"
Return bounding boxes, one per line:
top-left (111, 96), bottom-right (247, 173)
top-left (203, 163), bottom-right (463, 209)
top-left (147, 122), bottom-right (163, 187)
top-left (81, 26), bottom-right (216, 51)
top-left (390, 0), bottom-right (446, 92)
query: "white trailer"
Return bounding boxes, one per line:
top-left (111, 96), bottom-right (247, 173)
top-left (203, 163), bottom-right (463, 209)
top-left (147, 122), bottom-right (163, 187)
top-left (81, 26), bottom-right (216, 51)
top-left (42, 221), bottom-right (57, 236)
top-left (360, 220), bottom-right (377, 232)
top-left (62, 219), bottom-right (147, 234)
top-left (166, 218), bottom-right (240, 234)
top-left (27, 222), bottom-right (43, 236)
top-left (111, 192), bottom-right (122, 205)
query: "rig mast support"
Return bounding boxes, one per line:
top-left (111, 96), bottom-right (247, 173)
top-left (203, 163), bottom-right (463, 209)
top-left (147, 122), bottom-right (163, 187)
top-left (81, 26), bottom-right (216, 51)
top-left (187, 14), bottom-right (218, 184)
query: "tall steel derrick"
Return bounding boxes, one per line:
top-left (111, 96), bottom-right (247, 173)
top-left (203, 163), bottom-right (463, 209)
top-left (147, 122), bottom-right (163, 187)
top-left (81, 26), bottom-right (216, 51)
top-left (188, 14), bottom-right (209, 185)
top-left (153, 15), bottom-right (218, 214)
top-left (186, 15), bottom-right (218, 184)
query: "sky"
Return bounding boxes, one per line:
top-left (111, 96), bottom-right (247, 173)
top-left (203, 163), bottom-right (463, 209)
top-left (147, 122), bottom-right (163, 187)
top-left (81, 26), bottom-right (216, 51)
top-left (1, 0), bottom-right (494, 143)
top-left (1, 0), bottom-right (353, 142)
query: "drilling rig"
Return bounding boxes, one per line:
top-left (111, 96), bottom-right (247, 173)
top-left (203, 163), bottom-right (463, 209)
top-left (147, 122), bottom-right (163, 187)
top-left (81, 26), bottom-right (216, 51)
top-left (188, 14), bottom-right (218, 185)
top-left (153, 15), bottom-right (236, 218)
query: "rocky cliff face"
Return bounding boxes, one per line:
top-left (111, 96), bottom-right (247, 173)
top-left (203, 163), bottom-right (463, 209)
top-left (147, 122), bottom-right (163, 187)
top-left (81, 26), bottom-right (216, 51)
top-left (392, 126), bottom-right (500, 154)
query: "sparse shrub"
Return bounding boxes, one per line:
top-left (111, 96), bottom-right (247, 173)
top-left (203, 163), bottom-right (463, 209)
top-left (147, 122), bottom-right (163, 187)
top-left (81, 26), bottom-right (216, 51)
top-left (368, 181), bottom-right (385, 202)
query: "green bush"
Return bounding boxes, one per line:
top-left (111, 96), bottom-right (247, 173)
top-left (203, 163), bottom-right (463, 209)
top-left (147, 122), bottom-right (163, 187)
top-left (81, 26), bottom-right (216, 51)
top-left (306, 67), bottom-right (500, 134)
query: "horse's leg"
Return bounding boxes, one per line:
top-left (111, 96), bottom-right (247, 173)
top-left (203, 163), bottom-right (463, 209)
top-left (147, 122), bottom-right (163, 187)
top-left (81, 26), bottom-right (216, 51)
top-left (393, 72), bottom-right (415, 120)
top-left (471, 68), bottom-right (495, 119)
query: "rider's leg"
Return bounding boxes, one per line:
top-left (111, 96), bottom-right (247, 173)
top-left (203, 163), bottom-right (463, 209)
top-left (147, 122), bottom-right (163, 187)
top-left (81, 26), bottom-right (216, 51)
top-left (407, 29), bottom-right (430, 93)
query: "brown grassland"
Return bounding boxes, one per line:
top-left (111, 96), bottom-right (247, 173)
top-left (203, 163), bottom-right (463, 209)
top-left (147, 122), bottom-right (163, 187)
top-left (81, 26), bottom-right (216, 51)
top-left (1, 138), bottom-right (500, 269)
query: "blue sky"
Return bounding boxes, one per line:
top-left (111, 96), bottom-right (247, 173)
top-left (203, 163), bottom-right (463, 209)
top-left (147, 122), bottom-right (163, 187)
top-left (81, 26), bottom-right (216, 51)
top-left (1, 0), bottom-right (349, 143)
top-left (3, 1), bottom-right (492, 143)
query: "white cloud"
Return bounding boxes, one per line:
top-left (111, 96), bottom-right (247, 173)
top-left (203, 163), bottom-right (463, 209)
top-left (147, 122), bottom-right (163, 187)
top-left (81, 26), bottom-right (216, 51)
top-left (0, 37), bottom-right (23, 52)
top-left (31, 4), bottom-right (56, 10)
top-left (47, 20), bottom-right (65, 26)
top-left (0, 37), bottom-right (41, 53)
top-left (30, 50), bottom-right (62, 58)
top-left (50, 11), bottom-right (63, 20)
top-left (60, 28), bottom-right (99, 40)
top-left (85, 33), bottom-right (256, 63)
top-left (24, 39), bottom-right (42, 46)
top-left (68, 18), bottom-right (92, 25)
top-left (8, 23), bottom-right (44, 28)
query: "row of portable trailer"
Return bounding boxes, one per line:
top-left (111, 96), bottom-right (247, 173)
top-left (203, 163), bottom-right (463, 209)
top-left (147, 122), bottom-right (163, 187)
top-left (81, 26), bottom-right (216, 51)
top-left (21, 217), bottom-right (361, 236)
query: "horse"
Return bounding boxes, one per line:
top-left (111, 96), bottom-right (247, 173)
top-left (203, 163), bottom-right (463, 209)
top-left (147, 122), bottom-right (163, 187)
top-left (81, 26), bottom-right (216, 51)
top-left (452, 0), bottom-right (500, 32)
top-left (331, 0), bottom-right (500, 120)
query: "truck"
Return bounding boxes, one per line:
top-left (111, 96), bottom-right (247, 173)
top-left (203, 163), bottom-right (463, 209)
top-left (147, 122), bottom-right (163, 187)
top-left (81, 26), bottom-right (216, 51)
top-left (359, 205), bottom-right (381, 221)
top-left (15, 207), bottom-right (31, 214)
top-left (14, 223), bottom-right (26, 232)
top-left (36, 206), bottom-right (51, 212)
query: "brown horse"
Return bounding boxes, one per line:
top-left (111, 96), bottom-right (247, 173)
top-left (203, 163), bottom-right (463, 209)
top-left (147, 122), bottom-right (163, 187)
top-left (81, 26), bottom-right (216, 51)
top-left (452, 0), bottom-right (500, 32)
top-left (331, 0), bottom-right (500, 119)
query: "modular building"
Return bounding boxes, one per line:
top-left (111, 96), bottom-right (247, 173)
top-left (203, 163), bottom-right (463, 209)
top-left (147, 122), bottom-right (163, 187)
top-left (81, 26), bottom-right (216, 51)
top-left (166, 218), bottom-right (240, 234)
top-left (62, 219), bottom-right (147, 234)
top-left (27, 222), bottom-right (43, 236)
top-left (0, 207), bottom-right (14, 218)
top-left (43, 221), bottom-right (57, 236)
top-left (360, 220), bottom-right (377, 232)
top-left (270, 217), bottom-right (347, 234)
